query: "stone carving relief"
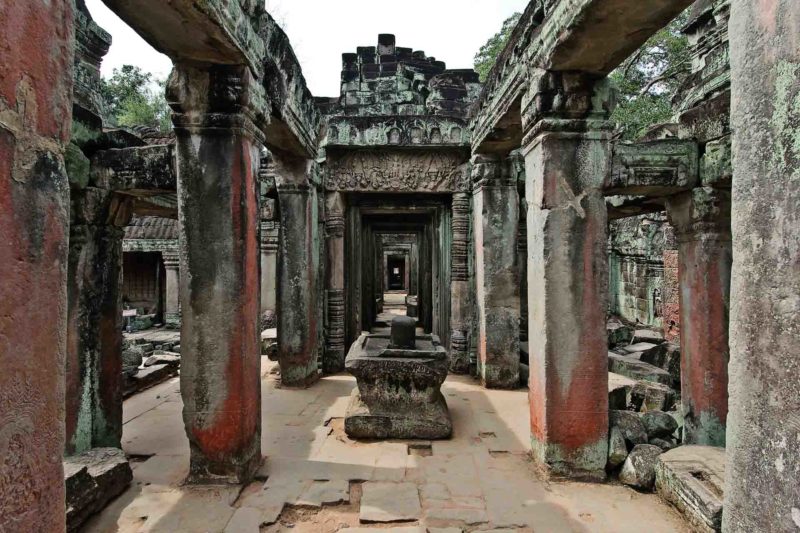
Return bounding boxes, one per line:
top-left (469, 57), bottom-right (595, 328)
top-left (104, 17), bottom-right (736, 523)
top-left (326, 150), bottom-right (466, 192)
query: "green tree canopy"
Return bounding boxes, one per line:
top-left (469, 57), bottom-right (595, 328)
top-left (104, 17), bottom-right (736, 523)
top-left (101, 65), bottom-right (171, 132)
top-left (474, 10), bottom-right (690, 139)
top-left (474, 13), bottom-right (522, 82)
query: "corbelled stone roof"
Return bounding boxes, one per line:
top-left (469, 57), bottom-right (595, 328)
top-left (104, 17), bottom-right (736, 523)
top-left (124, 216), bottom-right (178, 240)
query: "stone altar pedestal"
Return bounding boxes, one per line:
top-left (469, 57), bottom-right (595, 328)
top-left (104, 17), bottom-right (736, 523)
top-left (345, 317), bottom-right (452, 439)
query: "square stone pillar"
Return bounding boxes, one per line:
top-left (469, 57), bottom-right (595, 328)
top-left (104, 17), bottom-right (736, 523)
top-left (162, 250), bottom-right (181, 329)
top-left (324, 192), bottom-right (346, 374)
top-left (726, 2), bottom-right (800, 530)
top-left (276, 169), bottom-right (322, 387)
top-left (666, 187), bottom-right (731, 447)
top-left (260, 198), bottom-right (279, 327)
top-left (522, 71), bottom-right (612, 481)
top-left (472, 154), bottom-right (520, 389)
top-left (0, 1), bottom-right (73, 530)
top-left (168, 64), bottom-right (263, 484)
top-left (66, 190), bottom-right (132, 455)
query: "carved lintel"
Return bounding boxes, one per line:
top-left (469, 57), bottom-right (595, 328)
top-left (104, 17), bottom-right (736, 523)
top-left (607, 140), bottom-right (699, 198)
top-left (326, 150), bottom-right (464, 192)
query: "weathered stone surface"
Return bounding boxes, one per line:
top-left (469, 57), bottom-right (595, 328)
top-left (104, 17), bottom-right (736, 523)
top-left (619, 444), bottom-right (662, 491)
top-left (649, 438), bottom-right (677, 452)
top-left (144, 352), bottom-right (180, 368)
top-left (609, 410), bottom-right (647, 449)
top-left (608, 372), bottom-right (636, 410)
top-left (360, 482), bottom-right (421, 523)
top-left (639, 342), bottom-right (681, 387)
top-left (630, 381), bottom-right (676, 413)
top-left (345, 329), bottom-right (451, 440)
top-left (608, 353), bottom-right (673, 387)
top-left (607, 139), bottom-right (699, 197)
top-left (296, 480), bottom-right (350, 507)
top-left (656, 445), bottom-right (725, 533)
top-left (607, 426), bottom-right (629, 470)
top-left (607, 319), bottom-right (634, 347)
top-left (65, 448), bottom-right (133, 531)
top-left (641, 411), bottom-right (679, 440)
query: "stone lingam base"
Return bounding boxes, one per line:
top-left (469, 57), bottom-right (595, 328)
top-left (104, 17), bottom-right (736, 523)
top-left (345, 317), bottom-right (452, 440)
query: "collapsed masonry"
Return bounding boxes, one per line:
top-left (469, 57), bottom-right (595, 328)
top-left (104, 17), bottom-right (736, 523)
top-left (0, 0), bottom-right (798, 532)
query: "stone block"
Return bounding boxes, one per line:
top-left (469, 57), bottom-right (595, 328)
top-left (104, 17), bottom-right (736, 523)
top-left (607, 426), bottom-right (628, 470)
top-left (609, 410), bottom-right (647, 449)
top-left (641, 411), bottom-right (679, 440)
top-left (620, 444), bottom-right (663, 491)
top-left (609, 372), bottom-right (636, 410)
top-left (65, 448), bottom-right (132, 532)
top-left (608, 353), bottom-right (673, 386)
top-left (630, 381), bottom-right (677, 413)
top-left (360, 482), bottom-right (421, 523)
top-left (655, 446), bottom-right (725, 532)
top-left (144, 352), bottom-right (180, 367)
top-left (640, 342), bottom-right (681, 388)
top-left (607, 319), bottom-right (634, 347)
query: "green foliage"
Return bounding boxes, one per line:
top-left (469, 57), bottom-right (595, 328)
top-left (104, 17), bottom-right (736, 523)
top-left (101, 65), bottom-right (171, 132)
top-left (610, 12), bottom-right (691, 139)
top-left (474, 13), bottom-right (522, 82)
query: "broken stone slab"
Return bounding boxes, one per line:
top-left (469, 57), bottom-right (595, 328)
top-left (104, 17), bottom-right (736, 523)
top-left (640, 342), bottom-right (681, 387)
top-left (65, 448), bottom-right (133, 532)
top-left (123, 363), bottom-right (179, 398)
top-left (609, 372), bottom-right (636, 410)
top-left (609, 353), bottom-right (673, 386)
top-left (360, 482), bottom-right (421, 523)
top-left (295, 480), bottom-right (350, 507)
top-left (609, 410), bottom-right (648, 449)
top-left (655, 446), bottom-right (725, 533)
top-left (630, 380), bottom-right (677, 412)
top-left (618, 342), bottom-right (660, 355)
top-left (607, 426), bottom-right (628, 470)
top-left (632, 329), bottom-right (665, 344)
top-left (642, 410), bottom-right (679, 440)
top-left (607, 318), bottom-right (634, 347)
top-left (619, 444), bottom-right (663, 491)
top-left (144, 352), bottom-right (181, 367)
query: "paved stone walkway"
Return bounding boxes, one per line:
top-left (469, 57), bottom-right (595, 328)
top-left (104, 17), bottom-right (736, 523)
top-left (85, 359), bottom-right (689, 532)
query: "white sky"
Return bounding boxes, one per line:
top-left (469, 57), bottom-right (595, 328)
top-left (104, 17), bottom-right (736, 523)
top-left (84, 0), bottom-right (528, 96)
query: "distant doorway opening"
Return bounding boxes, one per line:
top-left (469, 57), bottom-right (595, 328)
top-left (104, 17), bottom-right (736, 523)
top-left (387, 255), bottom-right (406, 291)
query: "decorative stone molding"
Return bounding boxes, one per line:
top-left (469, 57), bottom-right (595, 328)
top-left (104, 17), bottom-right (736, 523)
top-left (326, 150), bottom-right (465, 193)
top-left (607, 140), bottom-right (699, 197)
top-left (325, 289), bottom-right (346, 373)
top-left (450, 193), bottom-right (470, 282)
top-left (325, 213), bottom-right (346, 239)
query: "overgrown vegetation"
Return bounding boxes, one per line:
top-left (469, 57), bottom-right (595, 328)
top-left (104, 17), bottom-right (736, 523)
top-left (101, 65), bottom-right (171, 132)
top-left (474, 10), bottom-right (691, 140)
top-left (473, 13), bottom-right (522, 82)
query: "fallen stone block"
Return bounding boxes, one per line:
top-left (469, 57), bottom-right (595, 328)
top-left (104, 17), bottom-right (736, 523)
top-left (609, 410), bottom-right (647, 449)
top-left (618, 342), bottom-right (659, 355)
top-left (655, 446), bottom-right (725, 533)
top-left (620, 444), bottom-right (663, 491)
top-left (632, 329), bottom-right (665, 344)
top-left (640, 342), bottom-right (681, 387)
top-left (650, 438), bottom-right (678, 452)
top-left (608, 353), bottom-right (673, 386)
top-left (630, 381), bottom-right (677, 412)
top-left (144, 352), bottom-right (181, 367)
top-left (123, 363), bottom-right (179, 398)
top-left (642, 410), bottom-right (679, 440)
top-left (609, 372), bottom-right (636, 410)
top-left (608, 319), bottom-right (634, 347)
top-left (607, 426), bottom-right (628, 470)
top-left (65, 448), bottom-right (132, 532)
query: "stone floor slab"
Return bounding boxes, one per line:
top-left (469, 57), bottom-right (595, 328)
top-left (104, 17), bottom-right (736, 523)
top-left (360, 482), bottom-right (421, 523)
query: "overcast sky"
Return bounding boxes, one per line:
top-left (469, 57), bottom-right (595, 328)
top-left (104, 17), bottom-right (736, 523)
top-left (84, 0), bottom-right (528, 96)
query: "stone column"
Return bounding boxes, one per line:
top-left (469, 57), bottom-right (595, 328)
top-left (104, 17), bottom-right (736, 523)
top-left (260, 198), bottom-right (279, 327)
top-left (0, 1), bottom-right (73, 530)
top-left (276, 174), bottom-right (321, 387)
top-left (168, 64), bottom-right (263, 484)
top-left (472, 154), bottom-right (520, 389)
top-left (666, 187), bottom-right (731, 447)
top-left (65, 191), bottom-right (132, 455)
top-left (725, 2), bottom-right (800, 530)
top-left (450, 191), bottom-right (471, 373)
top-left (324, 192), bottom-right (346, 374)
top-left (163, 250), bottom-right (181, 329)
top-left (522, 71), bottom-right (612, 480)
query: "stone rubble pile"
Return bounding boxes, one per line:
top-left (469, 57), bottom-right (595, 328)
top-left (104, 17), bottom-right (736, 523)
top-left (122, 338), bottom-right (181, 398)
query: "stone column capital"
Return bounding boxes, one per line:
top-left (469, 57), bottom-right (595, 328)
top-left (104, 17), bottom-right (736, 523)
top-left (167, 64), bottom-right (267, 144)
top-left (666, 187), bottom-right (732, 243)
top-left (470, 153), bottom-right (516, 192)
top-left (521, 69), bottom-right (615, 152)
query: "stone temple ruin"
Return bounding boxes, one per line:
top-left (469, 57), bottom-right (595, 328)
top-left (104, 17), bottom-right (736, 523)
top-left (0, 0), bottom-right (798, 532)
